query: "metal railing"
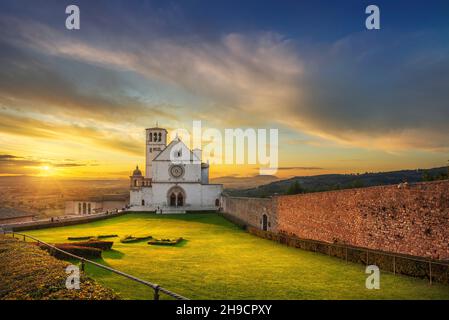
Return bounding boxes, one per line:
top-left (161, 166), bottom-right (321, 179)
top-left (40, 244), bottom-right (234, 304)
top-left (3, 231), bottom-right (188, 300)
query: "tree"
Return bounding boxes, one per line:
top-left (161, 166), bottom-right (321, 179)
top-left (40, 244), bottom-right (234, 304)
top-left (286, 181), bottom-right (304, 195)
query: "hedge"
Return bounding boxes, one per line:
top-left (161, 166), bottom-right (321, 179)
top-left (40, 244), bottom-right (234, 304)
top-left (148, 237), bottom-right (183, 246)
top-left (120, 234), bottom-right (153, 243)
top-left (39, 244), bottom-right (102, 259)
top-left (67, 234), bottom-right (118, 241)
top-left (57, 240), bottom-right (113, 251)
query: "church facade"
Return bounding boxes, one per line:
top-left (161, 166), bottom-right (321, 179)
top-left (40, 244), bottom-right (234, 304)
top-left (129, 127), bottom-right (223, 213)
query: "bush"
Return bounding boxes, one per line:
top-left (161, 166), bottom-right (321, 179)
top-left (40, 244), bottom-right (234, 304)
top-left (67, 236), bottom-right (94, 241)
top-left (97, 234), bottom-right (118, 239)
top-left (120, 234), bottom-right (153, 243)
top-left (148, 237), bottom-right (183, 246)
top-left (40, 244), bottom-right (102, 259)
top-left (67, 234), bottom-right (118, 241)
top-left (57, 240), bottom-right (113, 251)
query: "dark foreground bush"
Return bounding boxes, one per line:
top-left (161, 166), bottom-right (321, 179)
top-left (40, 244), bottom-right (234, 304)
top-left (58, 240), bottom-right (113, 251)
top-left (40, 244), bottom-right (102, 259)
top-left (0, 236), bottom-right (118, 300)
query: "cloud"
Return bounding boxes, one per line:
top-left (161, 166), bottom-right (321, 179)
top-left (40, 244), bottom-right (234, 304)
top-left (0, 112), bottom-right (143, 156)
top-left (0, 153), bottom-right (97, 174)
top-left (285, 31), bottom-right (449, 151)
top-left (0, 13), bottom-right (448, 155)
top-left (0, 16), bottom-right (302, 128)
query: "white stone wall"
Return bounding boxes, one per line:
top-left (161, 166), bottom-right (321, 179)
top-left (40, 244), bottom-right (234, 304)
top-left (153, 162), bottom-right (201, 183)
top-left (135, 182), bottom-right (221, 209)
top-left (201, 184), bottom-right (222, 207)
top-left (130, 188), bottom-right (153, 207)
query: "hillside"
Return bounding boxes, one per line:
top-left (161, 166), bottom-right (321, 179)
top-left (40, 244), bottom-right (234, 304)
top-left (225, 167), bottom-right (449, 198)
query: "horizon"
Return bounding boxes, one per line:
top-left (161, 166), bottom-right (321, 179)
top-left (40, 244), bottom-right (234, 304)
top-left (0, 164), bottom-right (446, 182)
top-left (1, 0), bottom-right (448, 179)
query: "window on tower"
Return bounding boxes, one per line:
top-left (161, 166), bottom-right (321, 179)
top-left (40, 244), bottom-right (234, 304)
top-left (158, 132), bottom-right (162, 141)
top-left (149, 133), bottom-right (152, 142)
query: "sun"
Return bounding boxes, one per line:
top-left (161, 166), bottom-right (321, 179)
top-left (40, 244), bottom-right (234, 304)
top-left (39, 165), bottom-right (54, 176)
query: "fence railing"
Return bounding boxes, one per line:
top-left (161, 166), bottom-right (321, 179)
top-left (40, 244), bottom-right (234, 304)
top-left (247, 227), bottom-right (449, 286)
top-left (3, 231), bottom-right (189, 300)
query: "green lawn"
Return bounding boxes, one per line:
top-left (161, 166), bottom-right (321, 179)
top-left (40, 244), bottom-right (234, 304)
top-left (24, 213), bottom-right (449, 300)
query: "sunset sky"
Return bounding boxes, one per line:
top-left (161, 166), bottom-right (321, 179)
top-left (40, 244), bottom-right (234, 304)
top-left (0, 0), bottom-right (448, 179)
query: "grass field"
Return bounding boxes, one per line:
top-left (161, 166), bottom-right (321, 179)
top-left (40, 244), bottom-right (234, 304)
top-left (24, 213), bottom-right (449, 300)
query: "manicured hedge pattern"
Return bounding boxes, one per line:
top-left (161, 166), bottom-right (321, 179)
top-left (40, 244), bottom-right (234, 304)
top-left (38, 244), bottom-right (102, 259)
top-left (67, 234), bottom-right (118, 241)
top-left (148, 237), bottom-right (183, 246)
top-left (120, 234), bottom-right (153, 243)
top-left (58, 240), bottom-right (113, 251)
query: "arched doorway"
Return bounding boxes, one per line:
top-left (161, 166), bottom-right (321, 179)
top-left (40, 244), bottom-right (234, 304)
top-left (177, 194), bottom-right (184, 207)
top-left (262, 214), bottom-right (268, 231)
top-left (170, 193), bottom-right (176, 206)
top-left (167, 186), bottom-right (186, 208)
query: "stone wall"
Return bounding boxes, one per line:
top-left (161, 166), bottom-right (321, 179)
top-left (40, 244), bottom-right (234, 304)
top-left (276, 180), bottom-right (449, 260)
top-left (221, 196), bottom-right (277, 231)
top-left (223, 180), bottom-right (449, 260)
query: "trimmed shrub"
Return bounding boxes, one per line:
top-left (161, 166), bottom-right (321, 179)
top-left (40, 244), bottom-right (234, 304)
top-left (67, 234), bottom-right (118, 241)
top-left (57, 240), bottom-right (113, 251)
top-left (39, 244), bottom-right (102, 259)
top-left (67, 236), bottom-right (94, 241)
top-left (120, 234), bottom-right (153, 243)
top-left (97, 234), bottom-right (118, 239)
top-left (148, 237), bottom-right (183, 246)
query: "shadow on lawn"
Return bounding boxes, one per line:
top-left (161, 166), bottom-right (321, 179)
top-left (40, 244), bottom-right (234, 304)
top-left (103, 249), bottom-right (125, 259)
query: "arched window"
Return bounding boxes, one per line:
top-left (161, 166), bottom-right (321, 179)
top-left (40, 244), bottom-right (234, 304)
top-left (83, 202), bottom-right (87, 215)
top-left (142, 199), bottom-right (145, 206)
top-left (88, 203), bottom-right (91, 214)
top-left (158, 132), bottom-right (162, 141)
top-left (78, 203), bottom-right (81, 214)
top-left (153, 132), bottom-right (157, 141)
top-left (215, 199), bottom-right (220, 207)
top-left (134, 180), bottom-right (138, 187)
top-left (149, 133), bottom-right (152, 142)
top-left (170, 193), bottom-right (176, 206)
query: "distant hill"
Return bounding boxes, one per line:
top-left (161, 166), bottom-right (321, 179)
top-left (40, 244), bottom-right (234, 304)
top-left (224, 167), bottom-right (449, 198)
top-left (210, 175), bottom-right (280, 189)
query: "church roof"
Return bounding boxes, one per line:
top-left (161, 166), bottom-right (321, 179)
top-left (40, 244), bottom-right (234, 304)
top-left (153, 137), bottom-right (201, 162)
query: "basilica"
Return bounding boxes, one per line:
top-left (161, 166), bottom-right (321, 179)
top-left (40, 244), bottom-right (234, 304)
top-left (129, 127), bottom-right (223, 213)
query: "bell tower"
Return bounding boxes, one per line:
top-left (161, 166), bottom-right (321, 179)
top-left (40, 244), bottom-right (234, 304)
top-left (145, 126), bottom-right (167, 179)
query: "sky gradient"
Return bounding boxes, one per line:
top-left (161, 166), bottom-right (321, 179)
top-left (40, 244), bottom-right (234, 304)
top-left (0, 0), bottom-right (448, 179)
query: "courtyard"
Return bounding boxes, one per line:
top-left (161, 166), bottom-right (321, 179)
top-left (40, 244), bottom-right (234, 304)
top-left (24, 213), bottom-right (449, 300)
